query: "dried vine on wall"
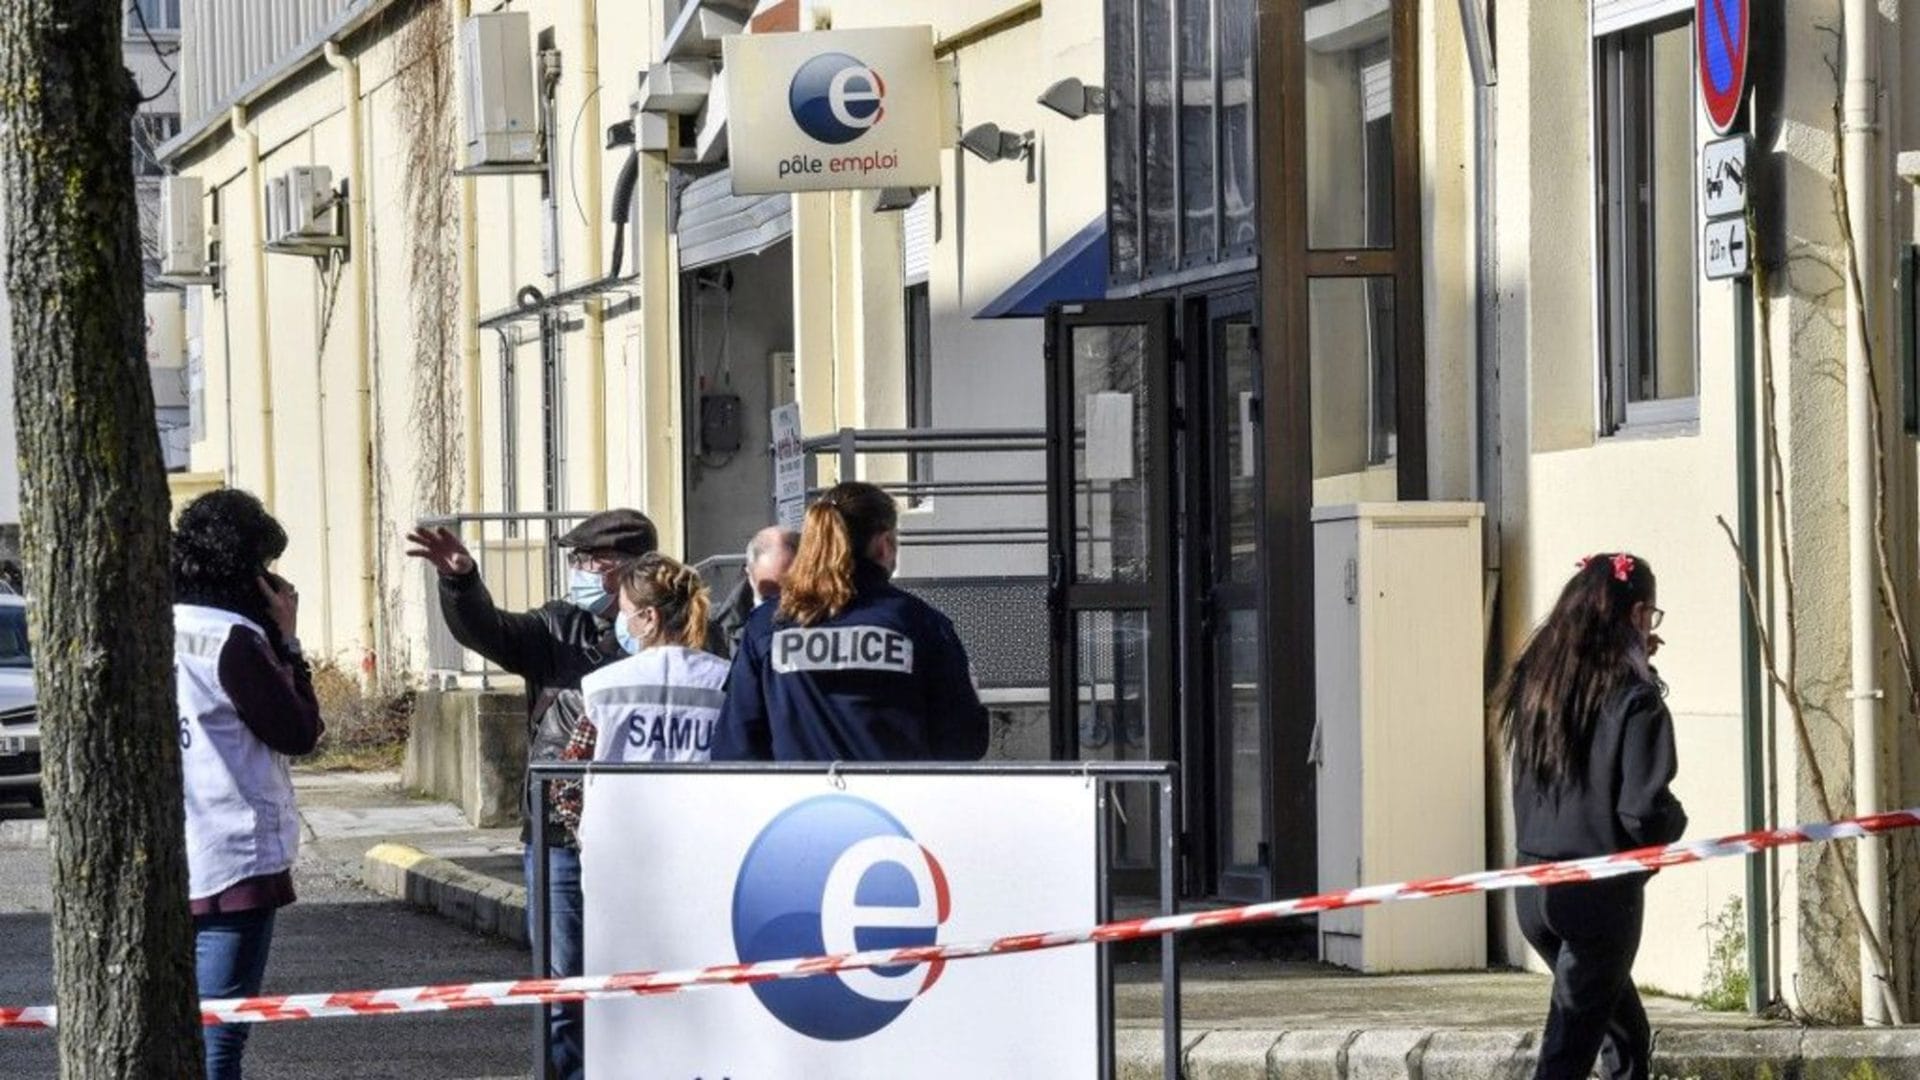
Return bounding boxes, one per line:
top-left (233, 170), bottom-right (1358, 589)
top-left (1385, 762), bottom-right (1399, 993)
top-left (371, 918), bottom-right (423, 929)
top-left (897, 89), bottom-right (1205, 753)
top-left (394, 0), bottom-right (464, 517)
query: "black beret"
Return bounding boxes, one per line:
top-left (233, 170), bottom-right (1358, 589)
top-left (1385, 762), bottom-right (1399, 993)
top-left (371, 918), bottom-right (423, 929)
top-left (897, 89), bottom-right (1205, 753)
top-left (556, 509), bottom-right (659, 557)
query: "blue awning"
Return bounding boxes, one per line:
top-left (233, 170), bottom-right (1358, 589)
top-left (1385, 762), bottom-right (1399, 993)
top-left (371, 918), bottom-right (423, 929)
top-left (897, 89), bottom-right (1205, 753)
top-left (975, 217), bottom-right (1108, 319)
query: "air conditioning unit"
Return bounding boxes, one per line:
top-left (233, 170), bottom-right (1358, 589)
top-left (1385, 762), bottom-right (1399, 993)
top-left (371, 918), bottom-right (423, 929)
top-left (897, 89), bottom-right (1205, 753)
top-left (285, 166), bottom-right (331, 238)
top-left (265, 175), bottom-right (289, 242)
top-left (462, 11), bottom-right (539, 166)
top-left (264, 166), bottom-right (334, 244)
top-left (160, 175), bottom-right (209, 278)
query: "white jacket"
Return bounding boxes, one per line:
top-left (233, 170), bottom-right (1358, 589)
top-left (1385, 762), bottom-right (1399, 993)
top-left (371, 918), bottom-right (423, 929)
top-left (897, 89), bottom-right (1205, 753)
top-left (580, 644), bottom-right (731, 763)
top-left (175, 604), bottom-right (301, 900)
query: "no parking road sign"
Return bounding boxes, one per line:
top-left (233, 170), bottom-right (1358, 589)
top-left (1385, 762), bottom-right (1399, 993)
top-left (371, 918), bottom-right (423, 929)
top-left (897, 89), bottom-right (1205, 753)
top-left (1698, 0), bottom-right (1750, 134)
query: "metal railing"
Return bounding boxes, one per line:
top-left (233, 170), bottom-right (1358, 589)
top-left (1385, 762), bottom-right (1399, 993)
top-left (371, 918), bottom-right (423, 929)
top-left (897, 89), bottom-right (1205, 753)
top-left (800, 427), bottom-right (1051, 546)
top-left (420, 510), bottom-right (595, 687)
top-left (791, 428), bottom-right (1056, 694)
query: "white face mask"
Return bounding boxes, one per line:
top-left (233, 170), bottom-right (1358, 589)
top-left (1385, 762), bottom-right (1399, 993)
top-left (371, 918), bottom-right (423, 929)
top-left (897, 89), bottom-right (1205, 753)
top-left (566, 568), bottom-right (615, 618)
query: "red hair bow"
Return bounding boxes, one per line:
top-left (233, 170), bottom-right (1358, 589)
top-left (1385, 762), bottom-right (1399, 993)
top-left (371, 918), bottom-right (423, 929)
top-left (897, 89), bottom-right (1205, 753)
top-left (1575, 554), bottom-right (1636, 582)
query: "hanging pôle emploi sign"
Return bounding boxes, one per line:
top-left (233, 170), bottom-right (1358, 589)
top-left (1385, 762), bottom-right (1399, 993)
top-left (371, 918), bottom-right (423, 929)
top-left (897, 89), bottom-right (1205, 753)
top-left (577, 771), bottom-right (1100, 1078)
top-left (724, 27), bottom-right (943, 195)
top-left (1696, 0), bottom-right (1749, 135)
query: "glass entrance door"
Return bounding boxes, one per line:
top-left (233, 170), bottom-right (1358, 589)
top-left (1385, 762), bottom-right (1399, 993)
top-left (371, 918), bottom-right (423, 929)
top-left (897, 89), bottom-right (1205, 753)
top-left (1045, 301), bottom-right (1177, 884)
top-left (1184, 294), bottom-right (1269, 900)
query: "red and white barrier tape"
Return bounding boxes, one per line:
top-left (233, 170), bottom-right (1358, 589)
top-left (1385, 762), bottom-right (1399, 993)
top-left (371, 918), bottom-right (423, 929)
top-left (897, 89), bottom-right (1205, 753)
top-left (3, 807), bottom-right (1916, 1031)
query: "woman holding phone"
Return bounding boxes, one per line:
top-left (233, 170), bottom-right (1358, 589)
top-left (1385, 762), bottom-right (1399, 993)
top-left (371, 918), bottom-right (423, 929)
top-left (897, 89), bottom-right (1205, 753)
top-left (171, 489), bottom-right (324, 1080)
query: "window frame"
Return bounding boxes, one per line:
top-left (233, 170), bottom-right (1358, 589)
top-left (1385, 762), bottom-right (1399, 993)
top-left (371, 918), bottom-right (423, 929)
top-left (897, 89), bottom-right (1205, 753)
top-left (1108, 0), bottom-right (1260, 293)
top-left (1592, 9), bottom-right (1701, 438)
top-left (130, 0), bottom-right (182, 36)
top-left (903, 281), bottom-right (934, 492)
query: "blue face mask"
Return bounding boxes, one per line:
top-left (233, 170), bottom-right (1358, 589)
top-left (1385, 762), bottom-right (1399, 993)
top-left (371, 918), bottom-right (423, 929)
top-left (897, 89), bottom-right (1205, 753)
top-left (567, 568), bottom-right (615, 618)
top-left (614, 613), bottom-right (641, 655)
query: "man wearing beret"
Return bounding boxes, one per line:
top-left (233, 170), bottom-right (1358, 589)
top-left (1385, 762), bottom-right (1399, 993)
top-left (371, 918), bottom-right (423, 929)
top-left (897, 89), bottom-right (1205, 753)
top-left (406, 509), bottom-right (657, 1080)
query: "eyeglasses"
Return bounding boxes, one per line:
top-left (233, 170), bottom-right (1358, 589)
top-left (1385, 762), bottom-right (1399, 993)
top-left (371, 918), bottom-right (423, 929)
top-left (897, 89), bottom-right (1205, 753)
top-left (1648, 607), bottom-right (1665, 630)
top-left (567, 550), bottom-right (626, 573)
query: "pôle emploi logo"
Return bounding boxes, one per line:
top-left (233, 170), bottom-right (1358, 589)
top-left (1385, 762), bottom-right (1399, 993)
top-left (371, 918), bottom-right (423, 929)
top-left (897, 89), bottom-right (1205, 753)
top-left (731, 795), bottom-right (953, 1041)
top-left (780, 52), bottom-right (902, 181)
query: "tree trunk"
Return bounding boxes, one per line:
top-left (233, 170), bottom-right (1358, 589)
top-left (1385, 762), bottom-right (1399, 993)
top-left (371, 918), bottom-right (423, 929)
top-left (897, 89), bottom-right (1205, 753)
top-left (0, 3), bottom-right (205, 1076)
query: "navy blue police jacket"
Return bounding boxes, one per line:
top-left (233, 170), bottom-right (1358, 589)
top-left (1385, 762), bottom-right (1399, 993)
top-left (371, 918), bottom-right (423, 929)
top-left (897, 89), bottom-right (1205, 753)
top-left (711, 561), bottom-right (990, 762)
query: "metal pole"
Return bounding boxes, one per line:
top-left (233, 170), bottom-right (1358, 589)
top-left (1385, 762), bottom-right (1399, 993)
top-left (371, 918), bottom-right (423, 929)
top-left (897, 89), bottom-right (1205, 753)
top-left (1159, 776), bottom-right (1181, 1080)
top-left (1733, 274), bottom-right (1772, 1013)
top-left (1096, 779), bottom-right (1113, 1080)
top-left (838, 426), bottom-right (858, 484)
top-left (531, 776), bottom-right (553, 1079)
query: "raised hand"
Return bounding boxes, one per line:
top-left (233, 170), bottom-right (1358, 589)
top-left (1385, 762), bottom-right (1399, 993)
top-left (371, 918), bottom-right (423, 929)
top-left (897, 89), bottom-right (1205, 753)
top-left (258, 576), bottom-right (298, 642)
top-left (404, 526), bottom-right (476, 577)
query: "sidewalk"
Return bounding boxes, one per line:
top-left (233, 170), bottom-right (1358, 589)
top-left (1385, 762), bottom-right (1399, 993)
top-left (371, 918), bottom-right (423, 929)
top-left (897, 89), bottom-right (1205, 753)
top-left (307, 770), bottom-right (1920, 1079)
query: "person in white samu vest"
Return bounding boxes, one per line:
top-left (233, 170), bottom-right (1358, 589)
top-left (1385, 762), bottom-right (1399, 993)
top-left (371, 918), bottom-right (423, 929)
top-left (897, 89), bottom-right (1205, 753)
top-left (172, 490), bottom-right (324, 1080)
top-left (555, 554), bottom-right (728, 832)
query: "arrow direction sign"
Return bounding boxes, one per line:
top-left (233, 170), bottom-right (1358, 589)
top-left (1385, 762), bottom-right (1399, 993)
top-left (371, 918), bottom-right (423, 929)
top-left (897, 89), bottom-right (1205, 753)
top-left (1704, 217), bottom-right (1751, 280)
top-left (1702, 136), bottom-right (1749, 218)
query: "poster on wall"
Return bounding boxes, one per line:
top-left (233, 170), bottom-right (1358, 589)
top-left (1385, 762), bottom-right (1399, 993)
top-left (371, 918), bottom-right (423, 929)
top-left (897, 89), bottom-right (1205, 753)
top-left (578, 772), bottom-right (1101, 1078)
top-left (724, 26), bottom-right (943, 195)
top-left (771, 401), bottom-right (806, 530)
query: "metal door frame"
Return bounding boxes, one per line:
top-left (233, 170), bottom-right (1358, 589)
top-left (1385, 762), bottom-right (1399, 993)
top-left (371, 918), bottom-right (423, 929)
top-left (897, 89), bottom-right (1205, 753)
top-left (1044, 301), bottom-right (1180, 765)
top-left (1178, 289), bottom-right (1271, 901)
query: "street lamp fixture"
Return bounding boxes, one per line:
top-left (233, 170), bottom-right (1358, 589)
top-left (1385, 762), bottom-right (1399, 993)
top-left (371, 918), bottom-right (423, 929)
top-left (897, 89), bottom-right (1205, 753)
top-left (874, 187), bottom-right (924, 213)
top-left (959, 123), bottom-right (1033, 164)
top-left (1037, 77), bottom-right (1107, 120)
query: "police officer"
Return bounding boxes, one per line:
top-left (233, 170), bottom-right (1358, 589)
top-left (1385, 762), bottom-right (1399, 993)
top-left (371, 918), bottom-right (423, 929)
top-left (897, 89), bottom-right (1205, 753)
top-left (405, 508), bottom-right (657, 1080)
top-left (712, 482), bottom-right (989, 762)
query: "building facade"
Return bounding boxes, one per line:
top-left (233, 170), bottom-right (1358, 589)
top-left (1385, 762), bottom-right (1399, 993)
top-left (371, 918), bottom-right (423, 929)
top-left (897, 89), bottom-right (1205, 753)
top-left (0, 0), bottom-right (190, 561)
top-left (162, 0), bottom-right (1920, 1020)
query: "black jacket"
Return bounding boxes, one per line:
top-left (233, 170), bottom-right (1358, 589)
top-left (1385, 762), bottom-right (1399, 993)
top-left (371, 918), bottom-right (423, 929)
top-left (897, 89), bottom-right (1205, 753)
top-left (438, 569), bottom-right (619, 846)
top-left (1512, 679), bottom-right (1689, 863)
top-left (705, 578), bottom-right (756, 662)
top-left (712, 561), bottom-right (989, 762)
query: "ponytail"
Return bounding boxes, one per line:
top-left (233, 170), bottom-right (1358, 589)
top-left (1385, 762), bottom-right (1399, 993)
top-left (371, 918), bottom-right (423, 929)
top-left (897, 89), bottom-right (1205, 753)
top-left (619, 554), bottom-right (712, 651)
top-left (780, 481), bottom-right (898, 626)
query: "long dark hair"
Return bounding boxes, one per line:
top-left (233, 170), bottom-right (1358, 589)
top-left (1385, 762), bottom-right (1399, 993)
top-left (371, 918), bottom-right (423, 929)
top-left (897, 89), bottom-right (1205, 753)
top-left (779, 482), bottom-right (897, 627)
top-left (1498, 553), bottom-right (1658, 792)
top-left (172, 489), bottom-right (291, 651)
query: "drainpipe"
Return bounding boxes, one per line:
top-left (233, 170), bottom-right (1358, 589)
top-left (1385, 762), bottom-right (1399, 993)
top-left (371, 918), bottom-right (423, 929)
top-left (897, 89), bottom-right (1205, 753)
top-left (324, 40), bottom-right (379, 673)
top-left (577, 0), bottom-right (608, 508)
top-left (1841, 0), bottom-right (1891, 1026)
top-left (454, 0), bottom-right (483, 513)
top-left (232, 104), bottom-right (277, 509)
top-left (1457, 0), bottom-right (1498, 566)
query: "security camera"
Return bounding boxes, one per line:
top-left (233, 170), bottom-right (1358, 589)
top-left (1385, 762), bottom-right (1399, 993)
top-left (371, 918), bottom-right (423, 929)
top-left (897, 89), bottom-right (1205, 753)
top-left (959, 123), bottom-right (1032, 164)
top-left (1037, 78), bottom-right (1107, 121)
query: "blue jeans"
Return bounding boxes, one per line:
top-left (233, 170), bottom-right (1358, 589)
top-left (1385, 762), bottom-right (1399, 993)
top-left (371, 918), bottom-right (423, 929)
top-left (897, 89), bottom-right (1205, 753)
top-left (194, 908), bottom-right (277, 1080)
top-left (525, 844), bottom-right (584, 1080)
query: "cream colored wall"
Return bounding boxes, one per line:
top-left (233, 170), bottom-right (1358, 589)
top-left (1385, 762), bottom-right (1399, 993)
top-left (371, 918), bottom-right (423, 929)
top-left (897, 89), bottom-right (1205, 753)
top-left (1489, 0), bottom-right (1751, 1002)
top-left (1419, 0), bottom-right (1473, 501)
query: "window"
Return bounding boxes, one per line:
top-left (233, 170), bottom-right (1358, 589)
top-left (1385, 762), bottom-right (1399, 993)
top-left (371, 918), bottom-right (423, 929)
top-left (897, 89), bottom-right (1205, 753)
top-left (1596, 14), bottom-right (1698, 433)
top-left (133, 0), bottom-right (181, 33)
top-left (1107, 0), bottom-right (1259, 286)
top-left (132, 112), bottom-right (180, 178)
top-left (904, 283), bottom-right (934, 487)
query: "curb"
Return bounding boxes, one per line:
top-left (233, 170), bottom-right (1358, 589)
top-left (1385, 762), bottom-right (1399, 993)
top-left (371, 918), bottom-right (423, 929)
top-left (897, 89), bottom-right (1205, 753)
top-left (361, 842), bottom-right (528, 947)
top-left (1120, 1027), bottom-right (1920, 1078)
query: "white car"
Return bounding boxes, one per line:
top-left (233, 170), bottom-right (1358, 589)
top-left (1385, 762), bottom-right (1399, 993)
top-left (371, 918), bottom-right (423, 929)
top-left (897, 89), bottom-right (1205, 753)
top-left (0, 595), bottom-right (38, 807)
